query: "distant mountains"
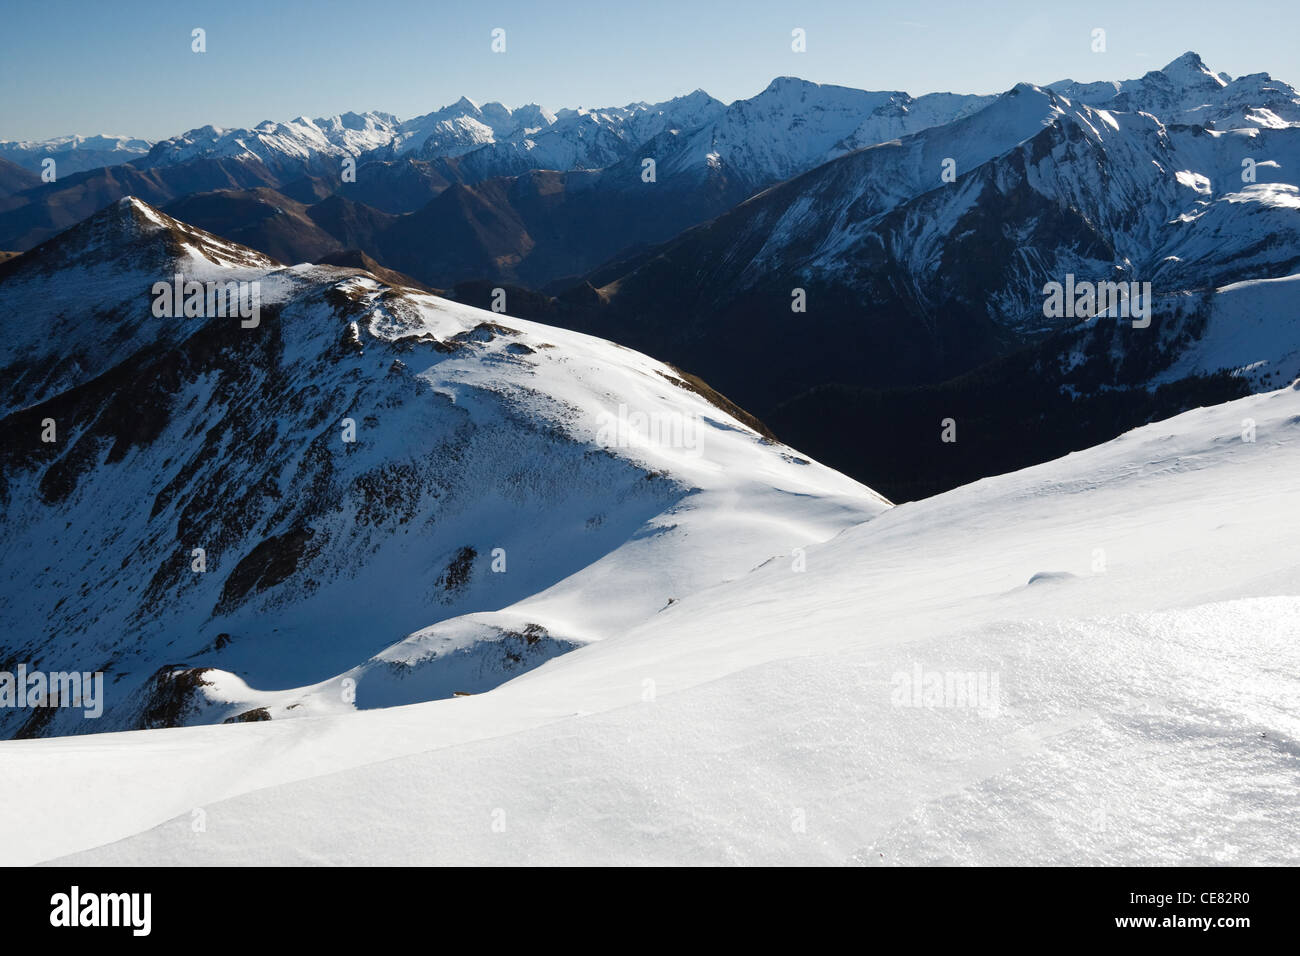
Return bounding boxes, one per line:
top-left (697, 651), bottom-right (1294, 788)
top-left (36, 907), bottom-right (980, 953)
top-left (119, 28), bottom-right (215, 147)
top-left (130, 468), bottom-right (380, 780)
top-left (0, 77), bottom-right (996, 259)
top-left (557, 79), bottom-right (1300, 397)
top-left (0, 133), bottom-right (151, 177)
top-left (3, 53), bottom-right (1298, 501)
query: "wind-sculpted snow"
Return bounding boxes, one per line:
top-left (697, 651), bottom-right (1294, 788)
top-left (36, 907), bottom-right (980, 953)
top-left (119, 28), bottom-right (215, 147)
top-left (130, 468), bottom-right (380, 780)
top-left (0, 198), bottom-right (886, 739)
top-left (5, 374), bottom-right (1298, 865)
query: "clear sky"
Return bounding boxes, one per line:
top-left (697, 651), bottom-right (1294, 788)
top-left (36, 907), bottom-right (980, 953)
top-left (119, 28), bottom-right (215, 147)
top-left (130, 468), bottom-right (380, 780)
top-left (3, 0), bottom-right (1298, 141)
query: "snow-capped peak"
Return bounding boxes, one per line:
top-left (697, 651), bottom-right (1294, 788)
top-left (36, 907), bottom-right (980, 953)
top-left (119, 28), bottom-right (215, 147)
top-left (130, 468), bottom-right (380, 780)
top-left (1158, 51), bottom-right (1229, 89)
top-left (1050, 51), bottom-right (1300, 129)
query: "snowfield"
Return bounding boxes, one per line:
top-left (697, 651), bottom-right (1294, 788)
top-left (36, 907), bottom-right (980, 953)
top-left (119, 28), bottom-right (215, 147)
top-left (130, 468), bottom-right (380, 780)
top-left (3, 380), bottom-right (1297, 866)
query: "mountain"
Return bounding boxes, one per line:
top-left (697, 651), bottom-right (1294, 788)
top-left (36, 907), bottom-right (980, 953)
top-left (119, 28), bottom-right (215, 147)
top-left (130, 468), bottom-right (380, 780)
top-left (9, 374), bottom-right (1300, 865)
top-left (335, 157), bottom-right (457, 213)
top-left (515, 66), bottom-right (1300, 498)
top-left (161, 188), bottom-right (350, 264)
top-left (397, 80), bottom-right (993, 286)
top-left (574, 78), bottom-right (1300, 385)
top-left (141, 112), bottom-right (401, 179)
top-left (389, 90), bottom-right (728, 180)
top-left (4, 55), bottom-right (1297, 503)
top-left (548, 85), bottom-right (1095, 401)
top-left (162, 80), bottom-right (997, 289)
top-left (0, 133), bottom-right (152, 176)
top-left (0, 80), bottom-right (993, 273)
top-left (364, 164), bottom-right (747, 288)
top-left (656, 76), bottom-right (995, 192)
top-left (130, 93), bottom-right (728, 190)
top-left (1050, 51), bottom-right (1300, 129)
top-left (0, 156), bottom-right (40, 200)
top-left (161, 188), bottom-right (396, 265)
top-left (389, 96), bottom-right (555, 158)
top-left (0, 198), bottom-right (885, 738)
top-left (0, 156), bottom-right (283, 250)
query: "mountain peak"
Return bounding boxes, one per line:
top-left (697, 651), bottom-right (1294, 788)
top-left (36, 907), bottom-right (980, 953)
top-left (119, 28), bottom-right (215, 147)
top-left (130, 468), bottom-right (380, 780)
top-left (1159, 51), bottom-right (1228, 88)
top-left (762, 75), bottom-right (815, 93)
top-left (673, 88), bottom-right (716, 103)
top-left (4, 195), bottom-right (277, 279)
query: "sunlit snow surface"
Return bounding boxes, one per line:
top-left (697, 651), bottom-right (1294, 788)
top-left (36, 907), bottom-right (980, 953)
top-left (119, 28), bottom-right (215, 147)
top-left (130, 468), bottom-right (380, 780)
top-left (2, 381), bottom-right (1297, 866)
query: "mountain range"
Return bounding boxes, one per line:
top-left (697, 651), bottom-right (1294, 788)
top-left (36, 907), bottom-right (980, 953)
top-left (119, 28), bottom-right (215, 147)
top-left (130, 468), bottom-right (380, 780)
top-left (2, 47), bottom-right (1300, 867)
top-left (5, 53), bottom-right (1298, 507)
top-left (4, 52), bottom-right (1298, 505)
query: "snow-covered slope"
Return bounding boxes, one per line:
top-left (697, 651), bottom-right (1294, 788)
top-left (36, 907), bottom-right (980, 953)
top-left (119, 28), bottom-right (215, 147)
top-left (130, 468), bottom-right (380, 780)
top-left (690, 81), bottom-right (1300, 327)
top-left (0, 198), bottom-right (886, 739)
top-left (1148, 271), bottom-right (1300, 391)
top-left (659, 77), bottom-right (995, 189)
top-left (0, 197), bottom-right (276, 415)
top-left (4, 377), bottom-right (1296, 865)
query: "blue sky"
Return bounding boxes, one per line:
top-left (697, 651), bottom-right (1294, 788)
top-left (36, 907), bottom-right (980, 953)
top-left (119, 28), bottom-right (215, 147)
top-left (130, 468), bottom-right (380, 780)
top-left (3, 0), bottom-right (1298, 140)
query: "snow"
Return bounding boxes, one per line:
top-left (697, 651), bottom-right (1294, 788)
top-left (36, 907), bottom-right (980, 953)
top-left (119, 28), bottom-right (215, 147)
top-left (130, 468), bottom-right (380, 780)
top-left (24, 49), bottom-right (1294, 203)
top-left (3, 377), bottom-right (1297, 865)
top-left (0, 197), bottom-right (280, 415)
top-left (1153, 272), bottom-right (1300, 389)
top-left (4, 52), bottom-right (1300, 867)
top-left (719, 81), bottom-right (1300, 334)
top-left (144, 111), bottom-right (402, 175)
top-left (1051, 52), bottom-right (1300, 130)
top-left (0, 199), bottom-right (887, 742)
top-left (0, 134), bottom-right (152, 175)
top-left (660, 79), bottom-right (994, 189)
